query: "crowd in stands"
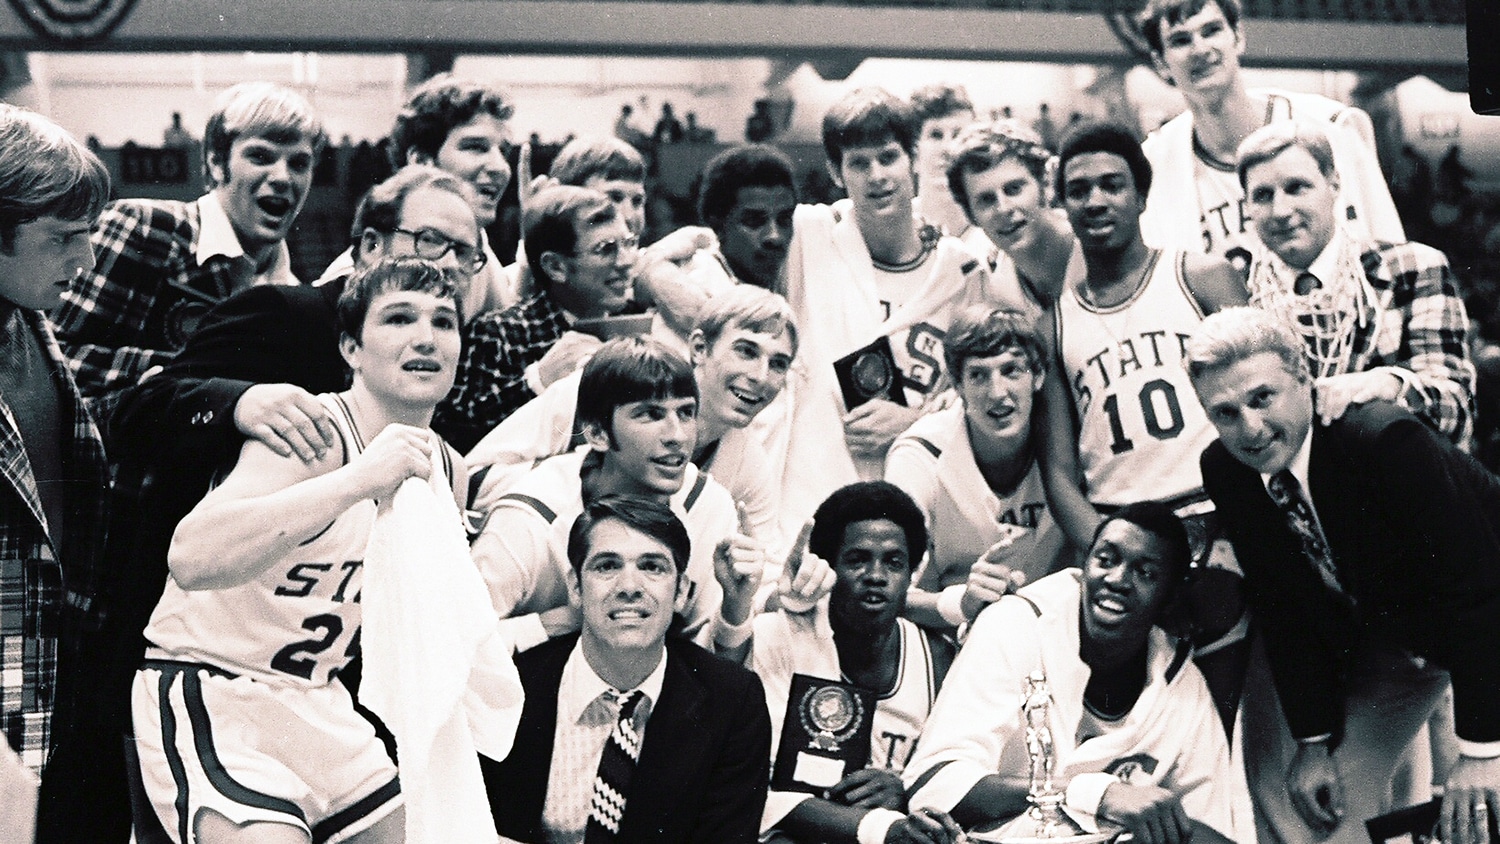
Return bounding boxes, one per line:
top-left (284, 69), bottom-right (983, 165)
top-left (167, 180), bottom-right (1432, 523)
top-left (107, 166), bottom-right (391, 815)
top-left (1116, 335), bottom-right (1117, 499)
top-left (3, 1), bottom-right (1500, 842)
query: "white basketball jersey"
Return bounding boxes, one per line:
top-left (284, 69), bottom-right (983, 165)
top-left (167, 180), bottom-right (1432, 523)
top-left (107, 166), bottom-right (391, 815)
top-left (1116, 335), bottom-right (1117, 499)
top-left (144, 395), bottom-right (395, 687)
top-left (865, 618), bottom-right (937, 773)
top-left (1056, 251), bottom-right (1217, 509)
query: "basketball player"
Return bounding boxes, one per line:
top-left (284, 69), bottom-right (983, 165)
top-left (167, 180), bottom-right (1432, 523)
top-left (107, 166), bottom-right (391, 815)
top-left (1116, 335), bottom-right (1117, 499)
top-left (131, 258), bottom-right (466, 844)
top-left (1135, 0), bottom-right (1402, 272)
top-left (1036, 123), bottom-right (1247, 722)
top-left (885, 306), bottom-right (1071, 632)
top-left (752, 482), bottom-right (962, 844)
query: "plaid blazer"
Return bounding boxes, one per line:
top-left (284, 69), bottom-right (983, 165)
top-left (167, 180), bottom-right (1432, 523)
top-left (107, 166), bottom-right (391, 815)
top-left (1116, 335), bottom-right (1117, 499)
top-left (51, 198), bottom-right (246, 421)
top-left (0, 309), bottom-right (108, 775)
top-left (1351, 241), bottom-right (1476, 450)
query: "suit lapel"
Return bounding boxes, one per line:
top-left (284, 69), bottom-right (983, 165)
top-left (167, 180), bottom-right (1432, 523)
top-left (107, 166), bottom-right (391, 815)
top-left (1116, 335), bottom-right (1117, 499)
top-left (623, 644), bottom-right (710, 839)
top-left (0, 390), bottom-right (46, 535)
top-left (1306, 422), bottom-right (1369, 598)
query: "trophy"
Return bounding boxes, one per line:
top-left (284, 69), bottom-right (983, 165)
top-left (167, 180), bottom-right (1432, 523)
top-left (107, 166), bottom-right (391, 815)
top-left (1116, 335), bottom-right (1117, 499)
top-left (971, 670), bottom-right (1117, 844)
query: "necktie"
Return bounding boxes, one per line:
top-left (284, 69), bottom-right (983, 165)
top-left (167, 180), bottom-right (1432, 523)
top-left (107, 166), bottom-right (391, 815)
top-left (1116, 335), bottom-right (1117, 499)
top-left (1293, 271), bottom-right (1323, 296)
top-left (585, 690), bottom-right (644, 843)
top-left (1265, 469), bottom-right (1345, 596)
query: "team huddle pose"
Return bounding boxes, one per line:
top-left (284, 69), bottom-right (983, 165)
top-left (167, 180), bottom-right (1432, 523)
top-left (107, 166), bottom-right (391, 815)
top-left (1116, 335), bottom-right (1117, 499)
top-left (2, 2), bottom-right (1497, 843)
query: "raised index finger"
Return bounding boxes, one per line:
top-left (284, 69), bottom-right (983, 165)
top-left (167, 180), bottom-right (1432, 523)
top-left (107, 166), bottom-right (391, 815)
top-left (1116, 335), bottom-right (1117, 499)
top-left (785, 519), bottom-right (815, 577)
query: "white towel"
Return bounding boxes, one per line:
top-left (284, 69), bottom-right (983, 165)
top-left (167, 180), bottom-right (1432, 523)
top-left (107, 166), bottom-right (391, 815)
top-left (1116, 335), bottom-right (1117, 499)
top-left (361, 446), bottom-right (525, 844)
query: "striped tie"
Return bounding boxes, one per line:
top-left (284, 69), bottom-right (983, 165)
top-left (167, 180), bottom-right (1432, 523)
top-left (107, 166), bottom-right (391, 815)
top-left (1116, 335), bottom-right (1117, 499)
top-left (585, 690), bottom-right (644, 843)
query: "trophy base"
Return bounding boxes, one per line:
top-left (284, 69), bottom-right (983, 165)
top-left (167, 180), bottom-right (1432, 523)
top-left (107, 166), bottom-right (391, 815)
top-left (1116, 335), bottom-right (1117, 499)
top-left (966, 811), bottom-right (1119, 843)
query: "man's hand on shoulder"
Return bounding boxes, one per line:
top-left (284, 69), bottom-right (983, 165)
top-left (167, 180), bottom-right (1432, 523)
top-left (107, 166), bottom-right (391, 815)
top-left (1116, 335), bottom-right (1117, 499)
top-left (233, 383), bottom-right (335, 462)
top-left (1097, 781), bottom-right (1193, 844)
top-left (1441, 755), bottom-right (1500, 844)
top-left (1314, 370), bottom-right (1403, 427)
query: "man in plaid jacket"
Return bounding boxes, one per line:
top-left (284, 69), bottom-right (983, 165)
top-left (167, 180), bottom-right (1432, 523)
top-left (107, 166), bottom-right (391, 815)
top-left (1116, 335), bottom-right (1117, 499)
top-left (1237, 119), bottom-right (1476, 449)
top-left (50, 81), bottom-right (325, 422)
top-left (0, 105), bottom-right (111, 843)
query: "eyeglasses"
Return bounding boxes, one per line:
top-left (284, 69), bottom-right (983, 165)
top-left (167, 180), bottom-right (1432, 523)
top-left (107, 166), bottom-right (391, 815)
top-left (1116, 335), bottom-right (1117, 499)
top-left (572, 235), bottom-right (640, 262)
top-left (392, 227), bottom-right (487, 273)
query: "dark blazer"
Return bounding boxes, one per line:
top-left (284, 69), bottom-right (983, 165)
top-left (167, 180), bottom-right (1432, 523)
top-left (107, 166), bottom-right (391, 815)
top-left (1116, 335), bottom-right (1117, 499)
top-left (482, 633), bottom-right (771, 844)
top-left (64, 281), bottom-right (348, 843)
top-left (1201, 401), bottom-right (1500, 745)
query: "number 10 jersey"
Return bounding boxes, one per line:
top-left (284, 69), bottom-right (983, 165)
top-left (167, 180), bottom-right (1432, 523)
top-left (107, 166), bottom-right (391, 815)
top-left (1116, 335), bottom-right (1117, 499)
top-left (143, 394), bottom-right (376, 687)
top-left (1055, 250), bottom-right (1218, 510)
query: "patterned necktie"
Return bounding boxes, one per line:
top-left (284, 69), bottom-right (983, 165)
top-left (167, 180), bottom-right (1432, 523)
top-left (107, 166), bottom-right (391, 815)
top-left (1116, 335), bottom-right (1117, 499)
top-left (1293, 271), bottom-right (1323, 296)
top-left (585, 690), bottom-right (644, 843)
top-left (1265, 469), bottom-right (1345, 596)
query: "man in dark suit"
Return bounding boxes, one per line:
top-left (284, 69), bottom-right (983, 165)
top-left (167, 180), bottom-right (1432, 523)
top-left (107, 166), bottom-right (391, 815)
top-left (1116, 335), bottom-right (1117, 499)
top-left (481, 495), bottom-right (771, 844)
top-left (73, 163), bottom-right (483, 841)
top-left (1187, 305), bottom-right (1500, 844)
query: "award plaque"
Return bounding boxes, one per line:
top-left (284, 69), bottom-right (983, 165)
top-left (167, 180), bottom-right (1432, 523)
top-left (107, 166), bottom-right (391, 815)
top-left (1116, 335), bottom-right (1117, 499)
top-left (771, 674), bottom-right (877, 793)
top-left (833, 336), bottom-right (907, 411)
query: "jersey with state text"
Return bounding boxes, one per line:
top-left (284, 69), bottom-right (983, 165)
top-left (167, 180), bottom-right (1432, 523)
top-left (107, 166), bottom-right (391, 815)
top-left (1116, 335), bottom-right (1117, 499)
top-left (143, 395), bottom-right (432, 687)
top-left (1056, 250), bottom-right (1217, 509)
top-left (1194, 157), bottom-right (1256, 276)
top-left (864, 617), bottom-right (939, 773)
top-left (887, 404), bottom-right (1068, 589)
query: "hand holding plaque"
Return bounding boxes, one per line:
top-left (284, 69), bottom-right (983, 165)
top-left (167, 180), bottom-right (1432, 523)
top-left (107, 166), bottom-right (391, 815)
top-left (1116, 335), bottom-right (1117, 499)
top-left (833, 336), bottom-right (907, 411)
top-left (771, 674), bottom-right (877, 794)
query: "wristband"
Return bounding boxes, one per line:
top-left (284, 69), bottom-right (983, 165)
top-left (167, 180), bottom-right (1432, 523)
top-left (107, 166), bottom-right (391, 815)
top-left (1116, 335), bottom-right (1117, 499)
top-left (1064, 772), bottom-right (1120, 818)
top-left (714, 612), bottom-right (754, 649)
top-left (1295, 734), bottom-right (1333, 745)
top-left (856, 808), bottom-right (904, 844)
top-left (937, 584), bottom-right (969, 627)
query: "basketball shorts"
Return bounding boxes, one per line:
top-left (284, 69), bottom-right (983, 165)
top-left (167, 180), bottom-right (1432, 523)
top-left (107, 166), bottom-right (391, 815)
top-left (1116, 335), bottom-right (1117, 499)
top-left (131, 660), bottom-right (400, 844)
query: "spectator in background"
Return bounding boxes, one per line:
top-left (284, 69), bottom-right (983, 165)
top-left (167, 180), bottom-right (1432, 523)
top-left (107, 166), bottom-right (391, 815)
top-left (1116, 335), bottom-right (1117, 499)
top-left (654, 101), bottom-right (686, 146)
top-left (746, 99), bottom-right (776, 143)
top-left (162, 111), bottom-right (193, 149)
top-left (53, 81), bottom-right (326, 420)
top-left (685, 112), bottom-right (716, 144)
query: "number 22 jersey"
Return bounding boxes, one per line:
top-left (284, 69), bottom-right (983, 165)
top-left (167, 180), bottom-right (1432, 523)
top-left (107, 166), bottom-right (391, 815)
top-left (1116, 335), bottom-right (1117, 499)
top-left (1055, 250), bottom-right (1217, 510)
top-left (143, 394), bottom-right (387, 687)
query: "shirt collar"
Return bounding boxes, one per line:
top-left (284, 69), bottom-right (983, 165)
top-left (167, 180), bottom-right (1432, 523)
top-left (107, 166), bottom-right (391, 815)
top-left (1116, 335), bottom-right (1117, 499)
top-left (558, 637), bottom-right (668, 726)
top-left (195, 192), bottom-right (296, 286)
top-left (1260, 423), bottom-right (1315, 493)
top-left (1299, 226), bottom-right (1345, 289)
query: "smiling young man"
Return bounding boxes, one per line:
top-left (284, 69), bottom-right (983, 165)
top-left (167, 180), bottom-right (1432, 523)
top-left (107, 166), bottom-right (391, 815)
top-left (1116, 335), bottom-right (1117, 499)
top-left (1236, 119), bottom-right (1476, 450)
top-left (132, 257), bottom-right (468, 844)
top-left (904, 503), bottom-right (1252, 844)
top-left (466, 285), bottom-right (797, 559)
top-left (319, 73), bottom-right (516, 320)
top-left (885, 306), bottom-right (1070, 632)
top-left (470, 336), bottom-right (765, 659)
top-left (750, 481), bottom-right (963, 844)
top-left (481, 495), bottom-right (772, 844)
top-left (53, 81), bottom-right (325, 419)
top-left (946, 120), bottom-right (1079, 317)
top-left (780, 86), bottom-right (987, 543)
top-left (696, 144), bottom-right (798, 291)
top-left (0, 105), bottom-right (111, 844)
top-left (1134, 0), bottom-right (1402, 271)
top-left (1035, 122), bottom-right (1249, 728)
top-left (1189, 306), bottom-right (1500, 844)
top-left (439, 185), bottom-right (634, 451)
